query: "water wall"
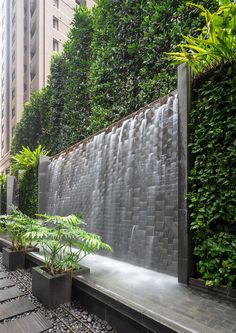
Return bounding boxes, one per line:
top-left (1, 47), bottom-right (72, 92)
top-left (43, 93), bottom-right (178, 275)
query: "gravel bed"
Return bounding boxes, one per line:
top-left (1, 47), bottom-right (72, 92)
top-left (0, 254), bottom-right (116, 333)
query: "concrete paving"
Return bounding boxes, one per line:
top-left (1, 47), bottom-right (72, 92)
top-left (79, 255), bottom-right (236, 333)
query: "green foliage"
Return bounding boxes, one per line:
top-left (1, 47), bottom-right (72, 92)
top-left (89, 0), bottom-right (218, 133)
top-left (194, 233), bottom-right (236, 287)
top-left (168, 1), bottom-right (236, 73)
top-left (11, 145), bottom-right (49, 174)
top-left (12, 0), bottom-right (218, 154)
top-left (47, 54), bottom-right (67, 154)
top-left (189, 62), bottom-right (236, 287)
top-left (11, 146), bottom-right (48, 217)
top-left (0, 173), bottom-right (7, 214)
top-left (25, 214), bottom-right (112, 275)
top-left (11, 88), bottom-right (51, 156)
top-left (0, 206), bottom-right (39, 251)
top-left (57, 6), bottom-right (93, 151)
top-left (12, 6), bottom-right (93, 156)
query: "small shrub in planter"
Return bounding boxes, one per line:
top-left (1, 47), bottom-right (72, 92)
top-left (26, 214), bottom-right (112, 309)
top-left (0, 206), bottom-right (39, 271)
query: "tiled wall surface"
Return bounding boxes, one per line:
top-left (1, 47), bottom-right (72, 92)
top-left (44, 94), bottom-right (178, 275)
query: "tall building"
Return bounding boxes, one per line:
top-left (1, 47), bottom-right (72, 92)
top-left (0, 0), bottom-right (95, 173)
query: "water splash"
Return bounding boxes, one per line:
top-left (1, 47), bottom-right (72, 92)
top-left (46, 94), bottom-right (178, 275)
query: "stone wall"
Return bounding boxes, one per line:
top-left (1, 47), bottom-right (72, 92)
top-left (41, 93), bottom-right (178, 275)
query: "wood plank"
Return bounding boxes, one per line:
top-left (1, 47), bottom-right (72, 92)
top-left (0, 286), bottom-right (24, 302)
top-left (0, 297), bottom-right (36, 321)
top-left (0, 279), bottom-right (15, 289)
top-left (0, 272), bottom-right (7, 279)
top-left (0, 311), bottom-right (52, 333)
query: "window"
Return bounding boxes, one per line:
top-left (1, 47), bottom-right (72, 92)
top-left (12, 31), bottom-right (15, 45)
top-left (12, 107), bottom-right (15, 118)
top-left (31, 72), bottom-right (36, 81)
top-left (12, 88), bottom-right (15, 99)
top-left (12, 0), bottom-right (15, 8)
top-left (1, 109), bottom-right (4, 119)
top-left (12, 14), bottom-right (15, 26)
top-left (24, 83), bottom-right (27, 91)
top-left (31, 49), bottom-right (36, 59)
top-left (53, 17), bottom-right (59, 30)
top-left (12, 69), bottom-right (15, 81)
top-left (1, 93), bottom-right (4, 103)
top-left (53, 39), bottom-right (59, 52)
top-left (53, 0), bottom-right (59, 8)
top-left (1, 141), bottom-right (4, 150)
top-left (1, 124), bottom-right (4, 134)
top-left (12, 51), bottom-right (15, 63)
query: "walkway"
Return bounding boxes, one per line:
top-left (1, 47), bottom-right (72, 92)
top-left (0, 268), bottom-right (52, 332)
top-left (0, 250), bottom-right (116, 333)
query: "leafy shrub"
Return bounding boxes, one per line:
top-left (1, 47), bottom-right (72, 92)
top-left (11, 146), bottom-right (49, 217)
top-left (189, 62), bottom-right (236, 287)
top-left (0, 206), bottom-right (39, 251)
top-left (168, 1), bottom-right (236, 74)
top-left (26, 214), bottom-right (112, 275)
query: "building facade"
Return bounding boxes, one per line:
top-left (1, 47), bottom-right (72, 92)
top-left (0, 0), bottom-right (95, 173)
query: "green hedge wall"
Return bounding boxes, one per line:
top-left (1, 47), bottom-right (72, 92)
top-left (89, 0), bottom-right (218, 133)
top-left (0, 174), bottom-right (7, 214)
top-left (19, 168), bottom-right (38, 217)
top-left (189, 63), bottom-right (236, 287)
top-left (12, 1), bottom-right (218, 155)
top-left (11, 88), bottom-right (51, 155)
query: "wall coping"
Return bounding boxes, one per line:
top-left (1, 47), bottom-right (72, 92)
top-left (51, 91), bottom-right (177, 161)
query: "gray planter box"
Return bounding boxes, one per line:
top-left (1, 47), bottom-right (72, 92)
top-left (32, 266), bottom-right (85, 309)
top-left (2, 247), bottom-right (26, 271)
top-left (2, 246), bottom-right (40, 271)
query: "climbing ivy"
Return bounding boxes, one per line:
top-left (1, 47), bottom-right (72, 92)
top-left (189, 62), bottom-right (236, 287)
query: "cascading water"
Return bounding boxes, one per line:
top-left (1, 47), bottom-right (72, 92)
top-left (45, 93), bottom-right (178, 275)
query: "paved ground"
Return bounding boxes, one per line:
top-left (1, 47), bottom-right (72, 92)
top-left (79, 254), bottom-right (236, 333)
top-left (0, 253), bottom-right (116, 333)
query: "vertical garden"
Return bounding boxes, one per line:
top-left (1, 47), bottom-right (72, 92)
top-left (11, 0), bottom-right (218, 156)
top-left (169, 1), bottom-right (236, 287)
top-left (8, 0), bottom-right (235, 287)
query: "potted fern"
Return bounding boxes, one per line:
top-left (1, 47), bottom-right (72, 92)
top-left (0, 207), bottom-right (39, 271)
top-left (26, 214), bottom-right (112, 309)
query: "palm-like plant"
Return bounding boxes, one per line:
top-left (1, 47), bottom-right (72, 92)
top-left (167, 1), bottom-right (236, 74)
top-left (25, 214), bottom-right (112, 275)
top-left (0, 206), bottom-right (39, 251)
top-left (11, 145), bottom-right (49, 175)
